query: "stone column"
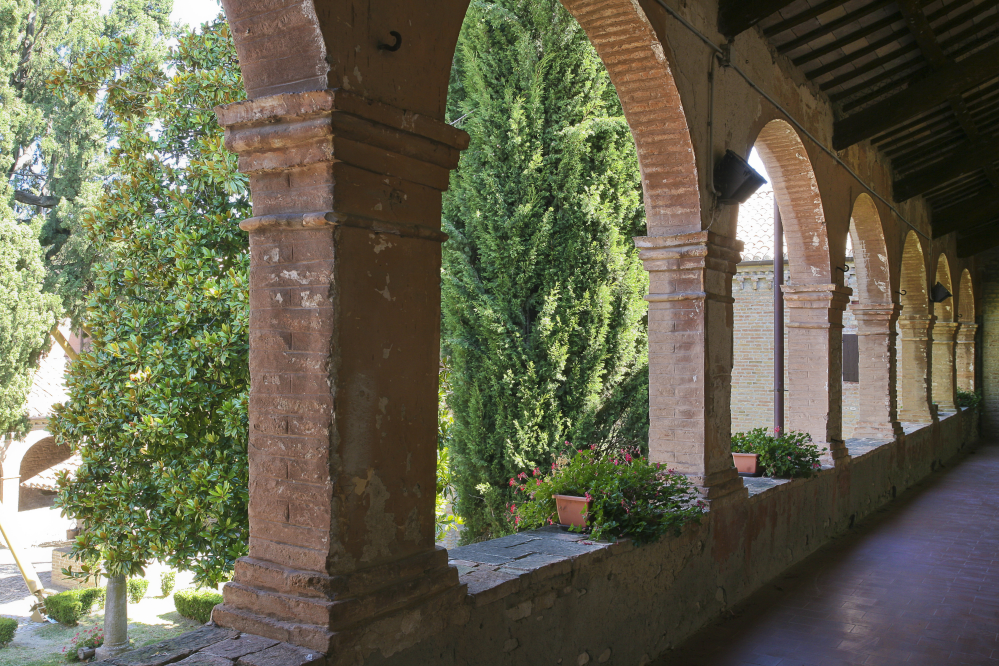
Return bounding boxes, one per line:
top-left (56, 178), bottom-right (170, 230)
top-left (851, 304), bottom-right (903, 440)
top-left (781, 284), bottom-right (852, 466)
top-left (897, 314), bottom-right (935, 423)
top-left (95, 575), bottom-right (128, 660)
top-left (211, 91), bottom-right (468, 655)
top-left (956, 323), bottom-right (977, 392)
top-left (635, 231), bottom-right (746, 505)
top-left (931, 320), bottom-right (959, 412)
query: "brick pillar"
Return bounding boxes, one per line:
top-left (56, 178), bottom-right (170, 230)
top-left (782, 284), bottom-right (852, 465)
top-left (636, 231), bottom-right (747, 505)
top-left (956, 323), bottom-right (977, 392)
top-left (897, 314), bottom-right (935, 423)
top-left (851, 304), bottom-right (902, 440)
top-left (211, 90), bottom-right (468, 654)
top-left (931, 321), bottom-right (959, 412)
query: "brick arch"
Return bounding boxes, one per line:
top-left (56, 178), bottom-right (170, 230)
top-left (221, 0), bottom-right (701, 234)
top-left (958, 269), bottom-right (974, 322)
top-left (753, 120), bottom-right (831, 284)
top-left (562, 0), bottom-right (700, 234)
top-left (848, 193), bottom-right (891, 305)
top-left (900, 231), bottom-right (929, 316)
top-left (18, 436), bottom-right (70, 482)
top-left (934, 254), bottom-right (955, 322)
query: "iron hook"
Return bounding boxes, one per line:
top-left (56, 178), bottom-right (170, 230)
top-left (378, 31), bottom-right (402, 52)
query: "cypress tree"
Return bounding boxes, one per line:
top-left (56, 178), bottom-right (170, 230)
top-left (442, 0), bottom-right (649, 540)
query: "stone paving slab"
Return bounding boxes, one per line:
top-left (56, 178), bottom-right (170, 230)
top-left (105, 626), bottom-right (238, 666)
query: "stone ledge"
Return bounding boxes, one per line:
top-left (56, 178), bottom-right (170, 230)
top-left (89, 627), bottom-right (325, 666)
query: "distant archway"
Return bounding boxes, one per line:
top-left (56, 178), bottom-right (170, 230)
top-left (897, 232), bottom-right (932, 422)
top-left (753, 119), bottom-right (831, 285)
top-left (846, 194), bottom-right (897, 440)
top-left (956, 269), bottom-right (976, 391)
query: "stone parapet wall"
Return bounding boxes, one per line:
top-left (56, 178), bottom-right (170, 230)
top-left (363, 414), bottom-right (974, 666)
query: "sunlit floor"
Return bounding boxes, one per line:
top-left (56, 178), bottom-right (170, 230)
top-left (656, 438), bottom-right (999, 666)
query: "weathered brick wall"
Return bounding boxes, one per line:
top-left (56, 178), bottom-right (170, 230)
top-left (51, 547), bottom-right (100, 590)
top-left (981, 253), bottom-right (999, 436)
top-left (732, 262), bottom-right (859, 439)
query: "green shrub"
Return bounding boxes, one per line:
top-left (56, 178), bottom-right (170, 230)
top-left (513, 446), bottom-right (703, 545)
top-left (731, 427), bottom-right (826, 479)
top-left (45, 592), bottom-right (83, 626)
top-left (174, 589), bottom-right (223, 624)
top-left (44, 587), bottom-right (107, 626)
top-left (957, 390), bottom-right (982, 409)
top-left (160, 571), bottom-right (176, 597)
top-left (0, 616), bottom-right (17, 646)
top-left (127, 578), bottom-right (149, 604)
top-left (77, 587), bottom-right (105, 613)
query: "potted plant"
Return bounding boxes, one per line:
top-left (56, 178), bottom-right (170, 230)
top-left (730, 427), bottom-right (825, 479)
top-left (731, 452), bottom-right (760, 476)
top-left (508, 445), bottom-right (704, 545)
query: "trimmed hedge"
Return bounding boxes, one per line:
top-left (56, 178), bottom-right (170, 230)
top-left (127, 578), bottom-right (149, 604)
top-left (174, 589), bottom-right (222, 624)
top-left (44, 587), bottom-right (106, 626)
top-left (0, 616), bottom-right (16, 646)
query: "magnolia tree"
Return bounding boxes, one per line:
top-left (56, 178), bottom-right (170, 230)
top-left (52, 17), bottom-right (250, 586)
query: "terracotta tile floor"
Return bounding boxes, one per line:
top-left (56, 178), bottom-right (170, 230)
top-left (656, 439), bottom-right (999, 666)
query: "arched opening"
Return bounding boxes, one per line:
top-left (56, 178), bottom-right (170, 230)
top-left (742, 120), bottom-right (846, 464)
top-left (956, 269), bottom-right (976, 392)
top-left (897, 231), bottom-right (933, 423)
top-left (18, 436), bottom-right (72, 511)
top-left (845, 194), bottom-right (898, 440)
top-left (214, 0), bottom-right (716, 648)
top-left (931, 254), bottom-right (958, 412)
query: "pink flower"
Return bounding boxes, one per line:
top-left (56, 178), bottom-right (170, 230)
top-left (533, 467), bottom-right (540, 477)
top-left (518, 472), bottom-right (527, 480)
top-left (509, 504), bottom-right (516, 513)
top-left (536, 479), bottom-right (541, 486)
top-left (509, 478), bottom-right (516, 486)
top-left (624, 453), bottom-right (633, 463)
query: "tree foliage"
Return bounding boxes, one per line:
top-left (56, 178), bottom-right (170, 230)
top-left (442, 0), bottom-right (649, 540)
top-left (52, 17), bottom-right (249, 586)
top-left (0, 0), bottom-right (173, 323)
top-left (0, 207), bottom-right (60, 434)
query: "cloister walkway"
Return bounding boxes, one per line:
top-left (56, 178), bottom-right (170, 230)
top-left (657, 439), bottom-right (999, 666)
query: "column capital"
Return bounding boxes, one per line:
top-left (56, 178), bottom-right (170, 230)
top-left (636, 232), bottom-right (743, 305)
top-left (781, 283), bottom-right (852, 308)
top-left (932, 320), bottom-right (960, 340)
top-left (957, 322), bottom-right (978, 342)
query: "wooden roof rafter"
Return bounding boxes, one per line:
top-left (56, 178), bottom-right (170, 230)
top-left (718, 0), bottom-right (801, 37)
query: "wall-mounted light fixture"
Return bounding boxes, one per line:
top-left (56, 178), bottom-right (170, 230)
top-left (930, 282), bottom-right (952, 303)
top-left (714, 150), bottom-right (767, 205)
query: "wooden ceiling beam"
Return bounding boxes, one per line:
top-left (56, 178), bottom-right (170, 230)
top-left (718, 0), bottom-right (799, 37)
top-left (896, 136), bottom-right (999, 201)
top-left (896, 0), bottom-right (949, 66)
top-left (833, 44), bottom-right (999, 149)
top-left (957, 224), bottom-right (999, 257)
top-left (763, 0), bottom-right (845, 36)
top-left (932, 186), bottom-right (999, 238)
top-left (777, 0), bottom-right (892, 54)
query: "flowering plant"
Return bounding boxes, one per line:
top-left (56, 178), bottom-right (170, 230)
top-left (730, 427), bottom-right (824, 478)
top-left (63, 624), bottom-right (103, 661)
top-left (509, 445), bottom-right (703, 545)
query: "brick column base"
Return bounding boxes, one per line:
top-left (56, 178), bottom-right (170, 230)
top-left (851, 304), bottom-right (902, 440)
top-left (211, 91), bottom-right (468, 657)
top-left (956, 323), bottom-right (977, 393)
top-left (782, 284), bottom-right (852, 466)
top-left (636, 232), bottom-right (747, 506)
top-left (898, 315), bottom-right (935, 424)
top-left (931, 321), bottom-right (959, 412)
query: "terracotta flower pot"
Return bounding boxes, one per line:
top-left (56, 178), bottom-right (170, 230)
top-left (732, 452), bottom-right (759, 475)
top-left (553, 494), bottom-right (590, 528)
